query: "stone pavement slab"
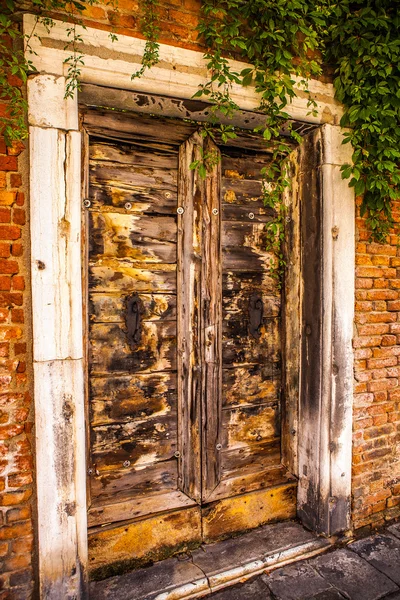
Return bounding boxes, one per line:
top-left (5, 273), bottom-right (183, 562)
top-left (309, 591), bottom-right (347, 600)
top-left (204, 578), bottom-right (271, 600)
top-left (191, 521), bottom-right (318, 578)
top-left (261, 562), bottom-right (333, 600)
top-left (311, 548), bottom-right (398, 600)
top-left (349, 534), bottom-right (400, 585)
top-left (89, 556), bottom-right (208, 600)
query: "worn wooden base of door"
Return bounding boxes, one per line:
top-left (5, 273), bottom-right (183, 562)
top-left (88, 481), bottom-right (297, 579)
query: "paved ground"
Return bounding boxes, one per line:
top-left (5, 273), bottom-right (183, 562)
top-left (206, 522), bottom-right (400, 600)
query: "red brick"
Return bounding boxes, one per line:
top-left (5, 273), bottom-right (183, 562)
top-left (0, 157), bottom-right (17, 172)
top-left (0, 277), bottom-right (11, 292)
top-left (10, 243), bottom-right (22, 257)
top-left (12, 209), bottom-right (25, 226)
top-left (0, 226), bottom-right (20, 240)
top-left (13, 343), bottom-right (25, 356)
top-left (0, 521), bottom-right (32, 539)
top-left (381, 334), bottom-right (397, 346)
top-left (0, 260), bottom-right (18, 275)
top-left (12, 276), bottom-right (24, 291)
top-left (11, 309), bottom-right (23, 324)
top-left (9, 174), bottom-right (21, 188)
top-left (0, 244), bottom-right (10, 259)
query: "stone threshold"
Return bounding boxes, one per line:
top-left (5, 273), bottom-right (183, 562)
top-left (90, 520), bottom-right (333, 600)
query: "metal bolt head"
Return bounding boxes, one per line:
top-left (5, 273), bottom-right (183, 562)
top-left (83, 199), bottom-right (91, 208)
top-left (88, 468), bottom-right (93, 475)
top-left (123, 460), bottom-right (131, 468)
top-left (216, 443), bottom-right (222, 451)
top-left (177, 207), bottom-right (184, 215)
top-left (124, 202), bottom-right (132, 210)
top-left (165, 192), bottom-right (171, 198)
top-left (248, 212), bottom-right (255, 220)
top-left (212, 208), bottom-right (219, 216)
top-left (174, 451), bottom-right (181, 458)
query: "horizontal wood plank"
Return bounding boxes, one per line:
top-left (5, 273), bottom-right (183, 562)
top-left (89, 212), bottom-right (177, 264)
top-left (89, 321), bottom-right (177, 374)
top-left (90, 141), bottom-right (178, 169)
top-left (90, 371), bottom-right (177, 425)
top-left (89, 183), bottom-right (177, 214)
top-left (223, 365), bottom-right (280, 408)
top-left (88, 489), bottom-right (196, 527)
top-left (90, 412), bottom-right (177, 472)
top-left (90, 162), bottom-right (177, 192)
top-left (90, 459), bottom-right (178, 505)
top-left (89, 293), bottom-right (176, 323)
top-left (222, 316), bottom-right (280, 366)
top-left (221, 403), bottom-right (280, 450)
top-left (89, 259), bottom-right (176, 293)
top-left (83, 108), bottom-right (198, 146)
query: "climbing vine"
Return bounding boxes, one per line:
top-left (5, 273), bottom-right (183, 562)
top-left (1, 0), bottom-right (400, 246)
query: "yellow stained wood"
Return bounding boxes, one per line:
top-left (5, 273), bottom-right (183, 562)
top-left (202, 482), bottom-right (297, 542)
top-left (88, 506), bottom-right (202, 577)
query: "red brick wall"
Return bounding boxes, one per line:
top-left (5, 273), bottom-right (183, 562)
top-left (0, 131), bottom-right (34, 597)
top-left (353, 197), bottom-right (400, 530)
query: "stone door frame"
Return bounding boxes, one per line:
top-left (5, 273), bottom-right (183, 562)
top-left (24, 14), bottom-right (355, 599)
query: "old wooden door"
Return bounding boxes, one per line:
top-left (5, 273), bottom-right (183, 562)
top-left (83, 111), bottom-right (296, 577)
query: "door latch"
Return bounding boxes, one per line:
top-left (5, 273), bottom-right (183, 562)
top-left (126, 293), bottom-right (143, 349)
top-left (248, 294), bottom-right (264, 339)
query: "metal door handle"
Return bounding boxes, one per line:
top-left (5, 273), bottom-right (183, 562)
top-left (126, 293), bottom-right (143, 348)
top-left (248, 294), bottom-right (263, 339)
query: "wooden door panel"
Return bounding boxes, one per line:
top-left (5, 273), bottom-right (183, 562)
top-left (205, 149), bottom-right (285, 504)
top-left (87, 134), bottom-right (189, 546)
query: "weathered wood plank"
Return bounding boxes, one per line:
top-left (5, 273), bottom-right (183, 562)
top-left (202, 483), bottom-right (297, 543)
top-left (201, 136), bottom-right (223, 501)
top-left (222, 271), bottom-right (278, 300)
top-left (89, 212), bottom-right (177, 264)
top-left (221, 438), bottom-right (281, 473)
top-left (89, 183), bottom-right (177, 214)
top-left (177, 131), bottom-right (204, 502)
top-left (89, 293), bottom-right (176, 323)
top-left (222, 365), bottom-right (280, 408)
top-left (90, 372), bottom-right (177, 425)
top-left (90, 412), bottom-right (177, 472)
top-left (222, 178), bottom-right (265, 206)
top-left (89, 162), bottom-right (177, 193)
top-left (221, 403), bottom-right (280, 450)
top-left (89, 259), bottom-right (176, 293)
top-left (222, 204), bottom-right (274, 222)
top-left (90, 141), bottom-right (178, 169)
top-left (281, 150), bottom-right (301, 475)
top-left (207, 465), bottom-right (292, 503)
top-left (82, 108), bottom-right (198, 146)
top-left (223, 293), bottom-right (280, 319)
top-left (222, 222), bottom-right (274, 272)
top-left (88, 490), bottom-right (196, 527)
top-left (88, 505), bottom-right (202, 578)
top-left (89, 321), bottom-right (177, 374)
top-left (222, 154), bottom-right (272, 180)
top-left (222, 316), bottom-right (280, 366)
top-left (90, 459), bottom-right (178, 504)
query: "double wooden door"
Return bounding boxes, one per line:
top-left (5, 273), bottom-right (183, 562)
top-left (84, 113), bottom-right (296, 577)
